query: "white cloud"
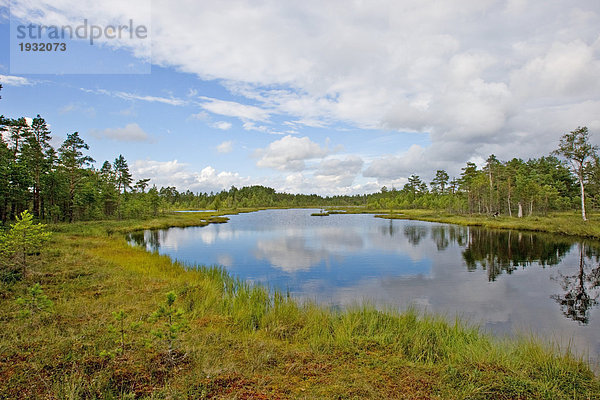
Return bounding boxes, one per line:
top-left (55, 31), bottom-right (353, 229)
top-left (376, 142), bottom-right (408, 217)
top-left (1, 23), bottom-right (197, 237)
top-left (216, 140), bottom-right (233, 153)
top-left (0, 1), bottom-right (8, 17)
top-left (10, 0), bottom-right (600, 189)
top-left (211, 121), bottom-right (232, 130)
top-left (280, 171), bottom-right (378, 195)
top-left (364, 145), bottom-right (428, 180)
top-left (200, 97), bottom-right (270, 122)
top-left (131, 155), bottom-right (371, 196)
top-left (113, 91), bottom-right (186, 106)
top-left (90, 123), bottom-right (150, 142)
top-left (255, 135), bottom-right (328, 171)
top-left (132, 159), bottom-right (251, 192)
top-left (190, 111), bottom-right (209, 120)
top-left (133, 159), bottom-right (186, 179)
top-left (9, 0), bottom-right (151, 59)
top-left (510, 40), bottom-right (600, 101)
top-left (254, 236), bottom-right (329, 272)
top-left (242, 121), bottom-right (268, 133)
top-left (85, 88), bottom-right (186, 106)
top-left (0, 75), bottom-right (34, 86)
top-left (312, 155), bottom-right (364, 188)
top-left (315, 155), bottom-right (363, 177)
top-left (146, 0), bottom-right (600, 179)
top-left (258, 154), bottom-right (370, 195)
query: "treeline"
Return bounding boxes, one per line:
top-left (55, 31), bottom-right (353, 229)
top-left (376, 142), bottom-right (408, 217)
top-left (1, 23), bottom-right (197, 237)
top-left (368, 155), bottom-right (580, 214)
top-left (1, 91), bottom-right (598, 222)
top-left (368, 127), bottom-right (600, 219)
top-left (0, 110), bottom-right (365, 222)
top-left (0, 114), bottom-right (159, 222)
top-left (160, 185), bottom-right (365, 210)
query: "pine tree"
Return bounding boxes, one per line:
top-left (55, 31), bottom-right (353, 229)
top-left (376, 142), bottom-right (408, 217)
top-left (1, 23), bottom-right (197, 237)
top-left (134, 178), bottom-right (151, 193)
top-left (113, 155), bottom-right (132, 219)
top-left (58, 132), bottom-right (94, 222)
top-left (113, 155), bottom-right (133, 193)
top-left (1, 210), bottom-right (50, 277)
top-left (431, 170), bottom-right (449, 194)
top-left (22, 115), bottom-right (53, 218)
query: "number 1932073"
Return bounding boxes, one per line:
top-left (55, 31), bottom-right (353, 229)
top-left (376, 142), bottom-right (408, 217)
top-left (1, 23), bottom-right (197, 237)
top-left (19, 42), bottom-right (67, 51)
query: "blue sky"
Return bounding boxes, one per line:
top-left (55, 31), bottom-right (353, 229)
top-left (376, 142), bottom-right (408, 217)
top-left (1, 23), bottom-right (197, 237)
top-left (1, 1), bottom-right (599, 195)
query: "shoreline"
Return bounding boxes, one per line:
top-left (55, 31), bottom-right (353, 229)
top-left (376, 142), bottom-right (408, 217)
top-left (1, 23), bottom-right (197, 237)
top-left (332, 208), bottom-right (600, 240)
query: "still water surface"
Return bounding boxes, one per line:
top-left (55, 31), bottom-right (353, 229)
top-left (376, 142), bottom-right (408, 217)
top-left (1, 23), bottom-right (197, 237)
top-left (129, 209), bottom-right (600, 360)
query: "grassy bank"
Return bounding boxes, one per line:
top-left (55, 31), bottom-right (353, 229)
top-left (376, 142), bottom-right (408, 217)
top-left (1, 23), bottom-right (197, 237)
top-left (331, 207), bottom-right (600, 240)
top-left (1, 213), bottom-right (599, 399)
top-left (47, 208), bottom-right (265, 236)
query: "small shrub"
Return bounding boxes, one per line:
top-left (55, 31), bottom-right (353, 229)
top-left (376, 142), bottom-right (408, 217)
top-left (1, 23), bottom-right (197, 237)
top-left (0, 210), bottom-right (51, 280)
top-left (149, 291), bottom-right (187, 362)
top-left (101, 309), bottom-right (142, 359)
top-left (16, 283), bottom-right (53, 318)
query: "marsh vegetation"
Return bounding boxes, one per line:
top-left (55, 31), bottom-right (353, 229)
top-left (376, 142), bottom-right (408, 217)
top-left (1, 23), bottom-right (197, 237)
top-left (1, 213), bottom-right (599, 398)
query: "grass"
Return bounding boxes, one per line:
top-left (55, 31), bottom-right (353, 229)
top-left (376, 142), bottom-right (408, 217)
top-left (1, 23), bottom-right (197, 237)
top-left (328, 207), bottom-right (600, 240)
top-left (48, 208), bottom-right (262, 236)
top-left (1, 212), bottom-right (599, 398)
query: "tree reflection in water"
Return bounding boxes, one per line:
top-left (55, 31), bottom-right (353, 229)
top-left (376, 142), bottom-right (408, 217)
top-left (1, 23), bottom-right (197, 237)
top-left (127, 230), bottom-right (161, 252)
top-left (381, 219), bottom-right (399, 237)
top-left (551, 243), bottom-right (600, 324)
top-left (452, 226), bottom-right (600, 324)
top-left (462, 228), bottom-right (572, 281)
top-left (430, 225), bottom-right (469, 250)
top-left (403, 225), bottom-right (428, 246)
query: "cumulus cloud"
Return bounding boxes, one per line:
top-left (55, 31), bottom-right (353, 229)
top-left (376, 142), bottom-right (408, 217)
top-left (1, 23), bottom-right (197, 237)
top-left (131, 156), bottom-right (368, 196)
top-left (90, 123), bottom-right (150, 142)
top-left (280, 171), bottom-right (378, 195)
top-left (313, 155), bottom-right (364, 188)
top-left (255, 135), bottom-right (329, 171)
top-left (271, 154), bottom-right (375, 195)
top-left (132, 159), bottom-right (251, 192)
top-left (315, 155), bottom-right (363, 177)
top-left (216, 140), bottom-right (233, 153)
top-left (364, 145), bottom-right (428, 180)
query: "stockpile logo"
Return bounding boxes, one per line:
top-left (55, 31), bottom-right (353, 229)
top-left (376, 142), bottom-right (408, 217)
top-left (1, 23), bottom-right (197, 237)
top-left (9, 3), bottom-right (151, 74)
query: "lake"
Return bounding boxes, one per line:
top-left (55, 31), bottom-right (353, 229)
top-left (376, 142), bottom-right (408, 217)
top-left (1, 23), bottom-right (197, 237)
top-left (128, 208), bottom-right (600, 361)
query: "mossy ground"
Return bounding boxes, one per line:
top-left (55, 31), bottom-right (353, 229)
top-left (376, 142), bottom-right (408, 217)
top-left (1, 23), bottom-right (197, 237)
top-left (1, 211), bottom-right (599, 399)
